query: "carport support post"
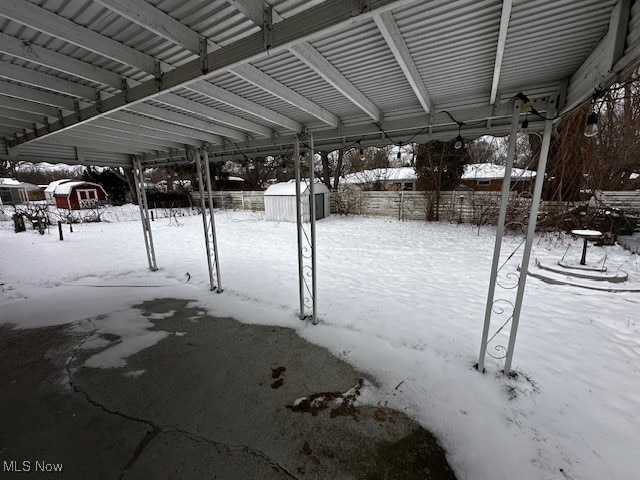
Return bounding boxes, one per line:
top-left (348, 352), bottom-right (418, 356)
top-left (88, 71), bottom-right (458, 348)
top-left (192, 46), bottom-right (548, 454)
top-left (133, 157), bottom-right (158, 271)
top-left (192, 147), bottom-right (222, 292)
top-left (294, 136), bottom-right (305, 319)
top-left (478, 100), bottom-right (521, 373)
top-left (308, 133), bottom-right (318, 324)
top-left (294, 133), bottom-right (318, 324)
top-left (202, 149), bottom-right (222, 293)
top-left (503, 108), bottom-right (555, 375)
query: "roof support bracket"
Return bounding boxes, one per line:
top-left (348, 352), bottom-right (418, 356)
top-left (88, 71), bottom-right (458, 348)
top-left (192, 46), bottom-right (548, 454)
top-left (95, 90), bottom-right (104, 114)
top-left (74, 100), bottom-right (82, 123)
top-left (200, 38), bottom-right (209, 75)
top-left (353, 0), bottom-right (371, 15)
top-left (121, 79), bottom-right (131, 103)
top-left (154, 61), bottom-right (163, 92)
top-left (263, 4), bottom-right (273, 50)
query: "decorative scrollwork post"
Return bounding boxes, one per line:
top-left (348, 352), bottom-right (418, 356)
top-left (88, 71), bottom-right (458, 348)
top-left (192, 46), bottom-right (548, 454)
top-left (132, 156), bottom-right (157, 271)
top-left (294, 133), bottom-right (318, 324)
top-left (190, 146), bottom-right (222, 293)
top-left (478, 96), bottom-right (557, 375)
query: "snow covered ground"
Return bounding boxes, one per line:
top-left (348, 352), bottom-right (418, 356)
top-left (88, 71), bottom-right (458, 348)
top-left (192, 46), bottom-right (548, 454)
top-left (1, 206), bottom-right (638, 480)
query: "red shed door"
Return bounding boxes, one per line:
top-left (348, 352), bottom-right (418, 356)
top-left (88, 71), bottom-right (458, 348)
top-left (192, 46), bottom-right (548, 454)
top-left (76, 188), bottom-right (98, 209)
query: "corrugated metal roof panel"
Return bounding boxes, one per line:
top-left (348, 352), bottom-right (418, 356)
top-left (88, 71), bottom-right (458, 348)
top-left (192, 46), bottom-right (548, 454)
top-left (0, 0), bottom-right (636, 162)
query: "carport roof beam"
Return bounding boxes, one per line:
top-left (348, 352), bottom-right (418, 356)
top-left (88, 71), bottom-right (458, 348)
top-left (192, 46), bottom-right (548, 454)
top-left (0, 0), bottom-right (159, 74)
top-left (186, 82), bottom-right (303, 133)
top-left (373, 11), bottom-right (433, 114)
top-left (289, 42), bottom-right (381, 122)
top-left (128, 103), bottom-right (244, 142)
top-left (489, 0), bottom-right (513, 105)
top-left (230, 64), bottom-right (340, 127)
top-left (9, 0), bottom-right (415, 147)
top-left (93, 0), bottom-right (206, 56)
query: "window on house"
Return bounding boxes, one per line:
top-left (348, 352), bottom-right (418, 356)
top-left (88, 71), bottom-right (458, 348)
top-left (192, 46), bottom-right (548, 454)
top-left (476, 179), bottom-right (491, 186)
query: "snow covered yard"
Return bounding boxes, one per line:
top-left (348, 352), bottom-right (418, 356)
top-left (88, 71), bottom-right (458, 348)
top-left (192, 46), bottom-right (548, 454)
top-left (1, 207), bottom-right (638, 480)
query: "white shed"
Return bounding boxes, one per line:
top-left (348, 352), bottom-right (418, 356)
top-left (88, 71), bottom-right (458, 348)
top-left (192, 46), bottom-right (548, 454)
top-left (44, 179), bottom-right (72, 204)
top-left (264, 181), bottom-right (330, 222)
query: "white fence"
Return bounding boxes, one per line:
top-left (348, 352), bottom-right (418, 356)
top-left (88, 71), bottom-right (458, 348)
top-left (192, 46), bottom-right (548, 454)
top-left (191, 189), bottom-right (640, 225)
top-left (596, 190), bottom-right (640, 212)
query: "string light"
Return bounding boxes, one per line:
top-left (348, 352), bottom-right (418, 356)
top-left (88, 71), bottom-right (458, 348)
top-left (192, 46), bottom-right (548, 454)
top-left (521, 114), bottom-right (529, 133)
top-left (584, 112), bottom-right (599, 137)
top-left (454, 124), bottom-right (463, 149)
top-left (584, 90), bottom-right (601, 138)
top-left (396, 142), bottom-right (402, 160)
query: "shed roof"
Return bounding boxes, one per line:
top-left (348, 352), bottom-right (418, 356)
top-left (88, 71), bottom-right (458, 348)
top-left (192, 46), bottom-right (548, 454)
top-left (264, 180), bottom-right (330, 196)
top-left (0, 178), bottom-right (22, 186)
top-left (54, 181), bottom-right (104, 196)
top-left (0, 0), bottom-right (637, 168)
top-left (0, 178), bottom-right (39, 190)
top-left (45, 179), bottom-right (73, 194)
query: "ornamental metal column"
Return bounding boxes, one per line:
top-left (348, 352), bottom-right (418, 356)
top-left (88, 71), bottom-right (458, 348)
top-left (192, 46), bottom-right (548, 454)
top-left (132, 156), bottom-right (157, 271)
top-left (294, 132), bottom-right (318, 324)
top-left (189, 146), bottom-right (222, 292)
top-left (503, 105), bottom-right (555, 374)
top-left (478, 98), bottom-right (556, 374)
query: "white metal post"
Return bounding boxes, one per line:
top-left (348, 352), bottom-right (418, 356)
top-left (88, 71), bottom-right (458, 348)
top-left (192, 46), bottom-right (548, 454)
top-left (294, 136), bottom-right (305, 319)
top-left (477, 100), bottom-right (521, 372)
top-left (190, 146), bottom-right (220, 292)
top-left (133, 157), bottom-right (158, 271)
top-left (202, 149), bottom-right (223, 293)
top-left (308, 133), bottom-right (318, 324)
top-left (503, 105), bottom-right (555, 374)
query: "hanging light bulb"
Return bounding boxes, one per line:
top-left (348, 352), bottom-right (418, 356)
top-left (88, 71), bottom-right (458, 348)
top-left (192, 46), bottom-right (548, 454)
top-left (454, 124), bottom-right (463, 149)
top-left (521, 115), bottom-right (529, 133)
top-left (396, 144), bottom-right (402, 160)
top-left (584, 112), bottom-right (599, 137)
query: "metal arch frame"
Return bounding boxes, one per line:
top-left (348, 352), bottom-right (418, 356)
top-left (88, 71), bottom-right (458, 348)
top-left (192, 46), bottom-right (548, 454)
top-left (477, 96), bottom-right (557, 375)
top-left (190, 146), bottom-right (223, 293)
top-left (294, 133), bottom-right (318, 324)
top-left (132, 157), bottom-right (158, 272)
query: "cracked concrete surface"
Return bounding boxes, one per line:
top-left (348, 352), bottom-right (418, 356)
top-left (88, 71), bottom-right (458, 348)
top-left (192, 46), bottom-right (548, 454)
top-left (0, 298), bottom-right (457, 479)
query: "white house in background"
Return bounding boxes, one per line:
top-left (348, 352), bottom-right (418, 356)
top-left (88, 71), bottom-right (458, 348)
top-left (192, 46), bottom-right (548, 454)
top-left (342, 167), bottom-right (417, 191)
top-left (264, 180), bottom-right (330, 222)
top-left (460, 163), bottom-right (536, 192)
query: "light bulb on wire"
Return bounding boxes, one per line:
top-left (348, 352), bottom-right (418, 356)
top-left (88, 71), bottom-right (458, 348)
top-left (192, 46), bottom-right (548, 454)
top-left (521, 115), bottom-right (529, 133)
top-left (584, 112), bottom-right (599, 137)
top-left (454, 124), bottom-right (463, 149)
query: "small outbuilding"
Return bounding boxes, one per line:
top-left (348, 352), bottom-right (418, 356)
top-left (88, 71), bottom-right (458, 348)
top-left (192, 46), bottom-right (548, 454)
top-left (44, 179), bottom-right (72, 204)
top-left (264, 180), bottom-right (330, 222)
top-left (49, 180), bottom-right (108, 210)
top-left (0, 178), bottom-right (42, 205)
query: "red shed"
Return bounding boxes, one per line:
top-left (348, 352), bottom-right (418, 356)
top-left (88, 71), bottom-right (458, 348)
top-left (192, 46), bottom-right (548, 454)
top-left (53, 181), bottom-right (107, 210)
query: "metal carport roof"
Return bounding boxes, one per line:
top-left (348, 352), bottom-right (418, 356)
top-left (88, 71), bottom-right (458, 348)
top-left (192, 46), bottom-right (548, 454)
top-left (0, 0), bottom-right (637, 168)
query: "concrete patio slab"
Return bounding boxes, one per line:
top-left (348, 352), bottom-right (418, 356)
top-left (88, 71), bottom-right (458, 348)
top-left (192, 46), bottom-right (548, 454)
top-left (0, 298), bottom-right (456, 479)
